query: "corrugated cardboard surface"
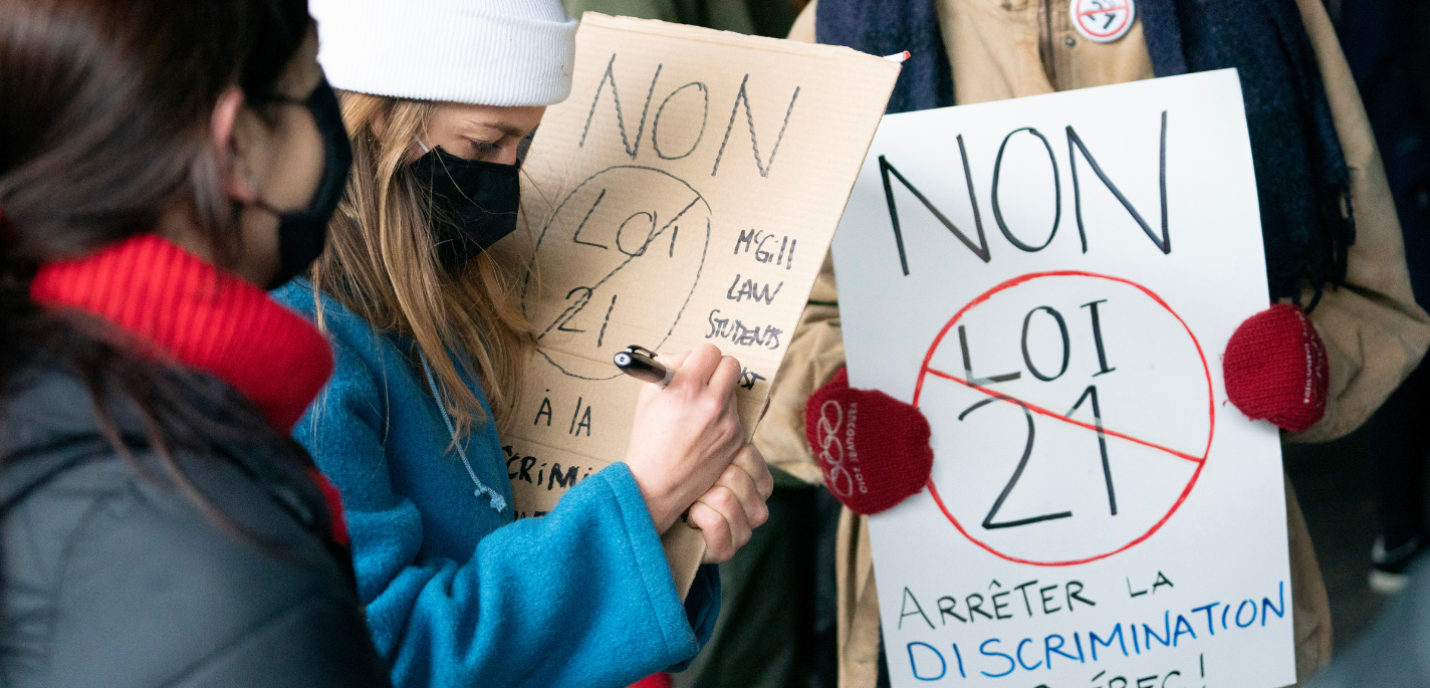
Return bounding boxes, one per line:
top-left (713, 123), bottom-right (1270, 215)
top-left (506, 13), bottom-right (898, 596)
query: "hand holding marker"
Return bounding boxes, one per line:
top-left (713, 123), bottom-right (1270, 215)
top-left (614, 345), bottom-right (675, 386)
top-left (616, 344), bottom-right (774, 563)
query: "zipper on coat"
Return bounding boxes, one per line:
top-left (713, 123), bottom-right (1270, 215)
top-left (1039, 0), bottom-right (1058, 86)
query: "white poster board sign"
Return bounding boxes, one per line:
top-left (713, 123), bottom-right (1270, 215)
top-left (832, 70), bottom-right (1296, 688)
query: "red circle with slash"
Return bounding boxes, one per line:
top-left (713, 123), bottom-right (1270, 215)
top-left (912, 270), bottom-right (1214, 566)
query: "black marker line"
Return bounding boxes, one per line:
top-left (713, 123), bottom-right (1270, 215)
top-left (571, 188), bottom-right (609, 249)
top-left (1160, 110), bottom-right (1169, 249)
top-left (959, 325), bottom-right (1021, 385)
top-left (879, 155), bottom-right (911, 275)
top-left (964, 396), bottom-right (1073, 530)
top-left (1020, 306), bottom-right (1070, 381)
top-left (1067, 384), bottom-right (1117, 516)
top-left (615, 211), bottom-right (656, 256)
top-left (925, 367), bottom-right (1205, 464)
top-left (529, 166), bottom-right (710, 348)
top-left (991, 127), bottom-right (1062, 253)
top-left (522, 166), bottom-right (714, 380)
top-left (579, 55), bottom-right (661, 159)
top-left (597, 294), bottom-right (617, 348)
top-left (1081, 299), bottom-right (1117, 376)
top-left (711, 75), bottom-right (800, 178)
top-left (535, 348), bottom-right (623, 381)
top-left (542, 286), bottom-right (593, 338)
top-left (653, 82), bottom-right (709, 160)
top-left (1065, 114), bottom-right (1171, 254)
top-left (666, 218), bottom-right (712, 336)
top-left (880, 154), bottom-right (992, 267)
top-left (957, 135), bottom-right (988, 258)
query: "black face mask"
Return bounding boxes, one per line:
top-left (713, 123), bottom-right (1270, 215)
top-left (262, 77), bottom-right (353, 289)
top-left (412, 146), bottom-right (520, 272)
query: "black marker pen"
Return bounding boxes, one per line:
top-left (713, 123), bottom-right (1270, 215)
top-left (614, 345), bottom-right (675, 387)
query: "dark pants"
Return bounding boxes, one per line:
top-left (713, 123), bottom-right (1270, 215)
top-left (674, 486), bottom-right (840, 688)
top-left (1371, 356), bottom-right (1430, 549)
top-left (1338, 0), bottom-right (1430, 554)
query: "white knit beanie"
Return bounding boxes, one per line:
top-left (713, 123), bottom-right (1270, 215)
top-left (310, 0), bottom-right (578, 107)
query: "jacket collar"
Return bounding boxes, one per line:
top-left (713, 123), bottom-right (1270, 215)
top-left (29, 235), bottom-right (332, 431)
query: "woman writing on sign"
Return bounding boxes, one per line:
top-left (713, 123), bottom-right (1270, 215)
top-left (0, 0), bottom-right (390, 684)
top-left (758, 0), bottom-right (1430, 685)
top-left (271, 1), bottom-right (773, 687)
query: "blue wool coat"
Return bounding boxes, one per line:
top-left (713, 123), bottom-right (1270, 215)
top-left (272, 282), bottom-right (719, 688)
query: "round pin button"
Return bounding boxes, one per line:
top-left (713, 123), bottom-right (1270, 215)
top-left (1070, 0), bottom-right (1135, 43)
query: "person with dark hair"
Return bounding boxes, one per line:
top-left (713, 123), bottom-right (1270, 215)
top-left (0, 1), bottom-right (390, 685)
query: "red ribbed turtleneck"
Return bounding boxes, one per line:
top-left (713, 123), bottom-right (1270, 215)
top-left (30, 234), bottom-right (334, 431)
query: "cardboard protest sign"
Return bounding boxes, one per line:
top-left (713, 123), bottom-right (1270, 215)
top-left (504, 13), bottom-right (899, 594)
top-left (831, 70), bottom-right (1295, 687)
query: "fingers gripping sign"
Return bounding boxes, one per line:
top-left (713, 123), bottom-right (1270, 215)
top-left (691, 444), bottom-right (773, 564)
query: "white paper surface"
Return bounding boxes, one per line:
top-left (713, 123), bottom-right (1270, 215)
top-left (831, 70), bottom-right (1296, 688)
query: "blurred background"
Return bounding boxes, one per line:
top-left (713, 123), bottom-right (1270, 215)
top-left (563, 0), bottom-right (808, 41)
top-left (1287, 0), bottom-right (1430, 648)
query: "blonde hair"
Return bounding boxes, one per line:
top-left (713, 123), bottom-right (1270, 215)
top-left (307, 92), bottom-right (532, 436)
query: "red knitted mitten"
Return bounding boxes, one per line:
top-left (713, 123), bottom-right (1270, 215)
top-left (1222, 304), bottom-right (1328, 433)
top-left (805, 368), bottom-right (933, 515)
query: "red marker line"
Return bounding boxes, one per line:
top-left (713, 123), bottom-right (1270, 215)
top-left (923, 367), bottom-right (1206, 464)
top-left (1078, 5), bottom-right (1128, 17)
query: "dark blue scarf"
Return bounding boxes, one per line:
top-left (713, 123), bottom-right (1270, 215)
top-left (817, 0), bottom-right (1354, 301)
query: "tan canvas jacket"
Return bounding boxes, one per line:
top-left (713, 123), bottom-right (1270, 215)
top-left (767, 0), bottom-right (1430, 685)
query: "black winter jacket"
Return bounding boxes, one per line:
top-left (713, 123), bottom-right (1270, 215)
top-left (0, 367), bottom-right (393, 687)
